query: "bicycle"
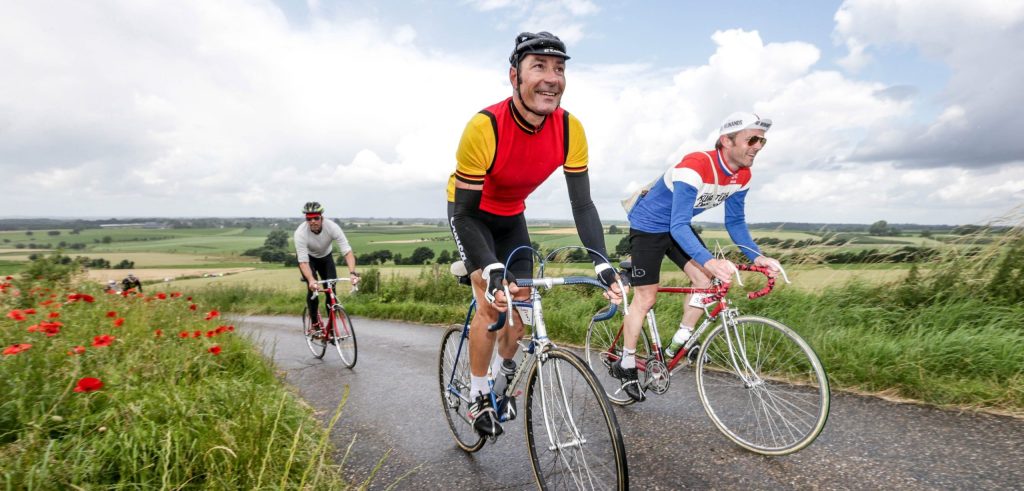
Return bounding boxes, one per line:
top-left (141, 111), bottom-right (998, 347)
top-left (301, 277), bottom-right (357, 368)
top-left (438, 247), bottom-right (629, 490)
top-left (585, 261), bottom-right (830, 456)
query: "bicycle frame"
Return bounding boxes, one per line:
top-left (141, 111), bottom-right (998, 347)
top-left (309, 277), bottom-right (352, 340)
top-left (612, 264), bottom-right (777, 376)
top-left (444, 276), bottom-right (619, 426)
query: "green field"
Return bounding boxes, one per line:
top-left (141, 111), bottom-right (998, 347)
top-left (0, 222), bottom-right (1005, 293)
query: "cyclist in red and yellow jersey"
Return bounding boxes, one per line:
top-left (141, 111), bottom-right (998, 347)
top-left (446, 31), bottom-right (625, 438)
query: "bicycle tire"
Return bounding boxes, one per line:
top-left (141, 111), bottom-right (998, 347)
top-left (301, 306), bottom-right (327, 359)
top-left (584, 306), bottom-right (653, 407)
top-left (525, 347), bottom-right (628, 490)
top-left (438, 325), bottom-right (485, 453)
top-left (330, 304), bottom-right (357, 368)
top-left (695, 315), bottom-right (830, 455)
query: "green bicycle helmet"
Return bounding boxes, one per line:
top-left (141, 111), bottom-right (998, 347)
top-left (302, 201), bottom-right (324, 214)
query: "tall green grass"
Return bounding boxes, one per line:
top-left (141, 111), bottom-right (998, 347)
top-left (192, 227), bottom-right (1024, 415)
top-left (0, 268), bottom-right (349, 488)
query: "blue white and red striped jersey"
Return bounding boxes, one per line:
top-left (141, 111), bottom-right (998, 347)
top-left (627, 149), bottom-right (761, 266)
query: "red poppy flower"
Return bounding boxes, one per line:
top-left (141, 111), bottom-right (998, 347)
top-left (227, 325), bottom-right (234, 332)
top-left (179, 331), bottom-right (189, 338)
top-left (171, 292), bottom-right (182, 298)
top-left (40, 321), bottom-right (62, 336)
top-left (6, 310), bottom-right (26, 321)
top-left (3, 343), bottom-right (32, 355)
top-left (4, 275), bottom-right (11, 280)
top-left (186, 296), bottom-right (192, 301)
top-left (68, 345), bottom-right (86, 355)
top-left (156, 292), bottom-right (167, 300)
top-left (23, 308), bottom-right (36, 315)
top-left (92, 335), bottom-right (115, 347)
top-left (188, 304), bottom-right (197, 311)
top-left (113, 318), bottom-right (125, 327)
top-left (204, 310), bottom-right (219, 321)
top-left (192, 330), bottom-right (202, 338)
top-left (154, 329), bottom-right (163, 337)
top-left (215, 325), bottom-right (228, 334)
top-left (106, 311), bottom-right (117, 318)
top-left (73, 377), bottom-right (103, 393)
top-left (205, 330), bottom-right (215, 338)
top-left (48, 312), bottom-right (60, 319)
top-left (208, 345), bottom-right (222, 355)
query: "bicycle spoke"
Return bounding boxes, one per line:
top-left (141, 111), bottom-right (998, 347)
top-left (526, 349), bottom-right (626, 490)
top-left (696, 316), bottom-right (830, 455)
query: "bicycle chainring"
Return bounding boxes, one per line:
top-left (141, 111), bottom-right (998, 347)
top-left (643, 358), bottom-right (671, 394)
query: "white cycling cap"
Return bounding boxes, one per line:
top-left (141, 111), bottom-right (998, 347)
top-left (719, 112), bottom-right (772, 135)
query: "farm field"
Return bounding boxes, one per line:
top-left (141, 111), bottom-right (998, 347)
top-left (0, 221), bottom-right (997, 293)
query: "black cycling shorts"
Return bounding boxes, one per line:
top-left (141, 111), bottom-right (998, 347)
top-left (627, 227), bottom-right (706, 287)
top-left (447, 202), bottom-right (533, 279)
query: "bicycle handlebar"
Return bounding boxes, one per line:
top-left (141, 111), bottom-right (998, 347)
top-left (307, 277), bottom-right (357, 299)
top-left (706, 264), bottom-right (776, 304)
top-left (487, 276), bottom-right (617, 331)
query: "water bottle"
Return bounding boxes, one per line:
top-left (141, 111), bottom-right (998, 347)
top-left (664, 327), bottom-right (692, 358)
top-left (493, 359), bottom-right (516, 396)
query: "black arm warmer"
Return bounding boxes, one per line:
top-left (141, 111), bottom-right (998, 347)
top-left (565, 171), bottom-right (609, 264)
top-left (452, 187), bottom-right (500, 271)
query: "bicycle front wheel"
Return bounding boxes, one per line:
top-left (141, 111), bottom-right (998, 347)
top-left (438, 325), bottom-right (485, 453)
top-left (584, 306), bottom-right (653, 406)
top-left (696, 315), bottom-right (830, 455)
top-left (330, 305), bottom-right (357, 368)
top-left (525, 347), bottom-right (628, 490)
top-left (301, 306), bottom-right (326, 359)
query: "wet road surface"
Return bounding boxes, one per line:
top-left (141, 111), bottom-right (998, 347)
top-left (240, 315), bottom-right (1024, 490)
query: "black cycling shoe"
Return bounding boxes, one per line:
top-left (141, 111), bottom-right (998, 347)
top-left (496, 394), bottom-right (517, 422)
top-left (609, 359), bottom-right (646, 402)
top-left (469, 394), bottom-right (504, 438)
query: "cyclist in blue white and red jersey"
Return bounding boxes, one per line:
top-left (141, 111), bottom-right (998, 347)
top-left (446, 31), bottom-right (625, 437)
top-left (610, 112), bottom-right (782, 402)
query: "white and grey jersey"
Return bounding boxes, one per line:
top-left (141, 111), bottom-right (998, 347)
top-left (293, 219), bottom-right (352, 262)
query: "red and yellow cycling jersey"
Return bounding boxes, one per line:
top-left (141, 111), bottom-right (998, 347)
top-left (445, 97), bottom-right (588, 216)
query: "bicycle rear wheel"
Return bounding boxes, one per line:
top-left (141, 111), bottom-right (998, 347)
top-left (525, 347), bottom-right (628, 490)
top-left (696, 315), bottom-right (830, 455)
top-left (330, 305), bottom-right (357, 368)
top-left (584, 306), bottom-right (652, 406)
top-left (301, 306), bottom-right (326, 359)
top-left (438, 325), bottom-right (485, 453)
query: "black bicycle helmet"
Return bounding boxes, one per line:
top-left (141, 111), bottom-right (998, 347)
top-left (302, 201), bottom-right (324, 214)
top-left (509, 31), bottom-right (569, 67)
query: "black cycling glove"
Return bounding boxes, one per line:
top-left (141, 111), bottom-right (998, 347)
top-left (483, 263), bottom-right (516, 304)
top-left (595, 262), bottom-right (617, 288)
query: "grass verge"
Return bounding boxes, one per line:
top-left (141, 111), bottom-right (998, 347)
top-left (0, 272), bottom-right (349, 488)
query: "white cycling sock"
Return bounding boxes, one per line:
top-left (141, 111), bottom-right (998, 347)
top-left (471, 375), bottom-right (490, 399)
top-left (621, 348), bottom-right (636, 369)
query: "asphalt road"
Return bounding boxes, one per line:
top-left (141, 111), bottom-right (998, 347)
top-left (239, 315), bottom-right (1024, 490)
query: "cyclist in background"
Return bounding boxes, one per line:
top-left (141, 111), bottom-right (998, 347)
top-left (295, 202), bottom-right (359, 330)
top-left (122, 273), bottom-right (142, 293)
top-left (446, 31), bottom-right (625, 438)
top-left (613, 112), bottom-right (782, 402)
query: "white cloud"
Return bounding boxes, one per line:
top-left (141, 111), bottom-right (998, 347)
top-left (834, 0), bottom-right (1024, 168)
top-left (0, 1), bottom-right (1019, 226)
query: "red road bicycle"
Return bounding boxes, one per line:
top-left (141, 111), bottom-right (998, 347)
top-left (302, 277), bottom-right (357, 368)
top-left (584, 263), bottom-right (830, 455)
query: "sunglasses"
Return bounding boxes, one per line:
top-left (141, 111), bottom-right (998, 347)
top-left (746, 135), bottom-right (768, 146)
top-left (305, 216), bottom-right (322, 222)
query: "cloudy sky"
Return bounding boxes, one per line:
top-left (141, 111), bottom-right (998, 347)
top-left (2, 0), bottom-right (1022, 225)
